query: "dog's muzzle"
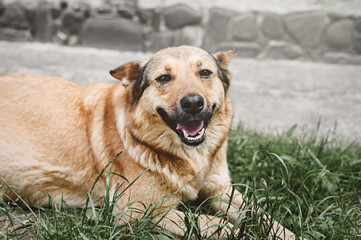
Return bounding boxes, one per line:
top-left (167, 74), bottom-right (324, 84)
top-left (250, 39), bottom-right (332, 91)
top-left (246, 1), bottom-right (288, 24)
top-left (157, 94), bottom-right (213, 147)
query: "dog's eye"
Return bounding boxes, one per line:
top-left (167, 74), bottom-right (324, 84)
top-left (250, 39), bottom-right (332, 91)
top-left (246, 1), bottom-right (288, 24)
top-left (156, 74), bottom-right (172, 83)
top-left (199, 69), bottom-right (212, 78)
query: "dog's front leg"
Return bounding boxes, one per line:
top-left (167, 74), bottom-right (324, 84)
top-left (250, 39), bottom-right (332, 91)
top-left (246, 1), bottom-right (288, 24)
top-left (208, 186), bottom-right (298, 240)
top-left (154, 207), bottom-right (234, 237)
top-left (200, 143), bottom-right (298, 239)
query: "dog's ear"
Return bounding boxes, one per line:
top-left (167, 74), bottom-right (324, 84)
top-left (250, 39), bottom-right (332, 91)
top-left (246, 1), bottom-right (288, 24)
top-left (110, 61), bottom-right (149, 106)
top-left (213, 49), bottom-right (237, 69)
top-left (109, 61), bottom-right (143, 87)
top-left (213, 50), bottom-right (236, 91)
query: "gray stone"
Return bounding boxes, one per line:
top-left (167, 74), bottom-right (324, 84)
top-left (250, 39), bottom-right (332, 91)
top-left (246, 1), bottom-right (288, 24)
top-left (138, 0), bottom-right (163, 9)
top-left (174, 26), bottom-right (203, 47)
top-left (50, 5), bottom-right (61, 19)
top-left (323, 52), bottom-right (361, 65)
top-left (0, 1), bottom-right (4, 16)
top-left (326, 19), bottom-right (353, 49)
top-left (206, 8), bottom-right (232, 42)
top-left (137, 9), bottom-right (160, 30)
top-left (35, 3), bottom-right (54, 42)
top-left (0, 28), bottom-right (31, 41)
top-left (80, 18), bottom-right (143, 51)
top-left (354, 32), bottom-right (361, 54)
top-left (284, 12), bottom-right (328, 47)
top-left (355, 18), bottom-right (361, 33)
top-left (114, 0), bottom-right (138, 20)
top-left (61, 10), bottom-right (84, 35)
top-left (60, 0), bottom-right (68, 10)
top-left (136, 9), bottom-right (151, 24)
top-left (117, 4), bottom-right (136, 19)
top-left (259, 41), bottom-right (307, 60)
top-left (262, 13), bottom-right (283, 39)
top-left (152, 10), bottom-right (161, 31)
top-left (142, 25), bottom-right (153, 50)
top-left (96, 4), bottom-right (112, 14)
top-left (231, 14), bottom-right (257, 41)
top-left (71, 3), bottom-right (82, 12)
top-left (111, 0), bottom-right (137, 8)
top-left (117, 9), bottom-right (133, 19)
top-left (71, 3), bottom-right (90, 18)
top-left (115, 0), bottom-right (137, 19)
top-left (53, 30), bottom-right (67, 45)
top-left (24, 7), bottom-right (36, 36)
top-left (216, 42), bottom-right (261, 58)
top-left (164, 4), bottom-right (202, 29)
top-left (0, 3), bottom-right (29, 29)
top-left (149, 31), bottom-right (174, 52)
top-left (68, 35), bottom-right (79, 46)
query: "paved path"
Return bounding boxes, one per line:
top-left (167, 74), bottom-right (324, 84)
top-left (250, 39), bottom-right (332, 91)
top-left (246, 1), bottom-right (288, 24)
top-left (1, 41), bottom-right (360, 142)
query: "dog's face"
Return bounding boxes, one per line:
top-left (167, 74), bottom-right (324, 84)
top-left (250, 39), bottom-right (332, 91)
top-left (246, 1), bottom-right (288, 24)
top-left (110, 46), bottom-right (235, 148)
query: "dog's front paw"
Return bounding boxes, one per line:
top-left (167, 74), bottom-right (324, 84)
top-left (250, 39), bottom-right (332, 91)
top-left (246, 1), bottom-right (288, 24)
top-left (282, 228), bottom-right (307, 240)
top-left (271, 220), bottom-right (307, 240)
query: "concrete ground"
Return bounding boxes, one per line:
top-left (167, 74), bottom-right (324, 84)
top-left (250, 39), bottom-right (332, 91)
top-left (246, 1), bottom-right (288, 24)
top-left (0, 41), bottom-right (360, 142)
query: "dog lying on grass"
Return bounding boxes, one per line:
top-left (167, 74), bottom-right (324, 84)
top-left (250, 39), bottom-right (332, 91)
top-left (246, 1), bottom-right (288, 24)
top-left (0, 46), bottom-right (297, 238)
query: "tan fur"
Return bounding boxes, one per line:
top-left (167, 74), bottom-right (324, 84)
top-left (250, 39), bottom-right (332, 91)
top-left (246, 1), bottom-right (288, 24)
top-left (0, 46), bottom-right (297, 239)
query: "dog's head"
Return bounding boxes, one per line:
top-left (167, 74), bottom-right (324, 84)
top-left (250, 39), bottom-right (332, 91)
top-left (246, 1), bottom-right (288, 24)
top-left (110, 46), bottom-right (235, 149)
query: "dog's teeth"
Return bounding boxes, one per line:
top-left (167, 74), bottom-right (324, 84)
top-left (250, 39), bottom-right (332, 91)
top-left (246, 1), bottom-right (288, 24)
top-left (182, 130), bottom-right (189, 139)
top-left (199, 128), bottom-right (205, 136)
top-left (183, 128), bottom-right (205, 142)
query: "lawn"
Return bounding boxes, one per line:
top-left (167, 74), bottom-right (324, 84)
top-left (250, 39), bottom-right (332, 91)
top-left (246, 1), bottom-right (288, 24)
top-left (1, 123), bottom-right (360, 239)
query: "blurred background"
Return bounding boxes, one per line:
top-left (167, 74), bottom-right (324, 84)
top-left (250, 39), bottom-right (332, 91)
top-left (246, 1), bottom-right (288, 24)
top-left (0, 0), bottom-right (360, 141)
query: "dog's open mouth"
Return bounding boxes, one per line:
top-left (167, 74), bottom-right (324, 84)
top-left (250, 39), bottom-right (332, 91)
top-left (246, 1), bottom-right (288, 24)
top-left (176, 120), bottom-right (205, 144)
top-left (157, 109), bottom-right (209, 147)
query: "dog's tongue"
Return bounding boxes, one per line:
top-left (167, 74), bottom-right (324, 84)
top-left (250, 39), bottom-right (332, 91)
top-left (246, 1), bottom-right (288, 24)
top-left (176, 120), bottom-right (204, 136)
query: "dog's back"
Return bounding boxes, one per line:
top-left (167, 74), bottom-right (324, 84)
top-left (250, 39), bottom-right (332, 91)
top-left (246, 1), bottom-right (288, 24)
top-left (0, 74), bottom-right (109, 206)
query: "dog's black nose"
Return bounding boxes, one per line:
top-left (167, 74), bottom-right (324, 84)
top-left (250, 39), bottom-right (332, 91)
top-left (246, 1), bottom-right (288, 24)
top-left (180, 94), bottom-right (204, 116)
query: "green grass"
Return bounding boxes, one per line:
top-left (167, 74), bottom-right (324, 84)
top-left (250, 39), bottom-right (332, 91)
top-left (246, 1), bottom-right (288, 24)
top-left (1, 124), bottom-right (360, 239)
top-left (227, 123), bottom-right (361, 239)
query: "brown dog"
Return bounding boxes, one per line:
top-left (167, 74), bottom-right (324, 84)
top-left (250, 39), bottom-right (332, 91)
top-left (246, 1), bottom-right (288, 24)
top-left (0, 46), bottom-right (296, 238)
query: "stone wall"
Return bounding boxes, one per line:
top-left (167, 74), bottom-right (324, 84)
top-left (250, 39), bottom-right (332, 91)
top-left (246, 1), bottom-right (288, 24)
top-left (1, 0), bottom-right (361, 64)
